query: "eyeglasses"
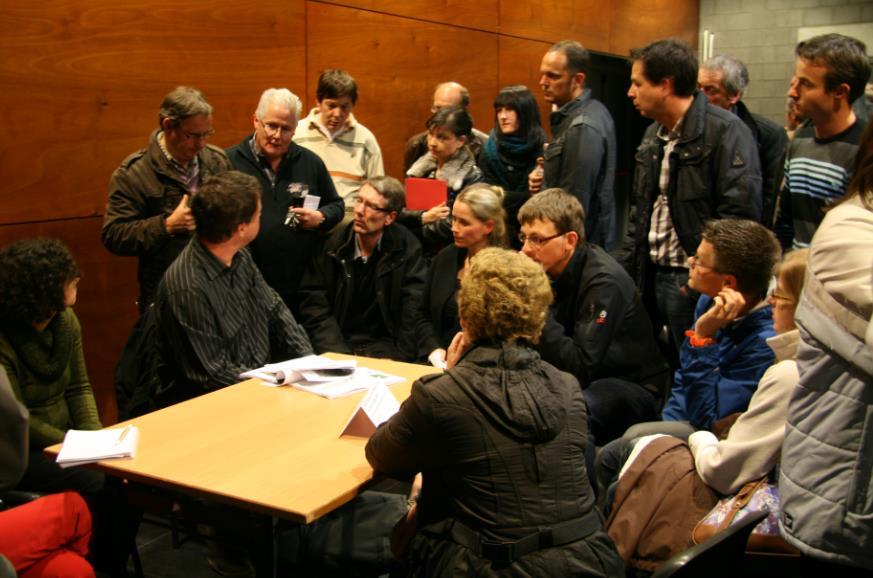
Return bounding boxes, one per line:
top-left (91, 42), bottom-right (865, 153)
top-left (518, 232), bottom-right (564, 248)
top-left (768, 289), bottom-right (794, 303)
top-left (258, 119), bottom-right (294, 136)
top-left (180, 128), bottom-right (215, 141)
top-left (687, 255), bottom-right (719, 273)
top-left (353, 195), bottom-right (390, 213)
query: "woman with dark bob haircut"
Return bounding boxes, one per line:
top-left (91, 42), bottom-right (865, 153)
top-left (402, 106), bottom-right (485, 253)
top-left (479, 85), bottom-right (546, 247)
top-left (0, 238), bottom-right (103, 493)
top-left (366, 248), bottom-right (623, 577)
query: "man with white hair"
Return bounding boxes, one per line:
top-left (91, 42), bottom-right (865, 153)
top-left (698, 55), bottom-right (788, 227)
top-left (226, 88), bottom-right (344, 314)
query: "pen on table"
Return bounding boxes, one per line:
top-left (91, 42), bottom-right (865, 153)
top-left (116, 425), bottom-right (133, 445)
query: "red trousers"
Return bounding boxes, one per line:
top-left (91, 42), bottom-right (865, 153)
top-left (0, 492), bottom-right (94, 578)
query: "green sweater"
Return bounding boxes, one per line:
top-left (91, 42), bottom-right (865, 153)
top-left (0, 309), bottom-right (102, 449)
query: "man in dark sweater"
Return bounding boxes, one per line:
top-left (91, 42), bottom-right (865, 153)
top-left (519, 189), bottom-right (670, 444)
top-left (776, 33), bottom-right (870, 249)
top-left (226, 88), bottom-right (344, 315)
top-left (297, 177), bottom-right (427, 362)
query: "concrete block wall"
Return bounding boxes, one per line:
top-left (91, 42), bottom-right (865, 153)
top-left (700, 0), bottom-right (873, 125)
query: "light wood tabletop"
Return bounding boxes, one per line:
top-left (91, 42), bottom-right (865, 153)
top-left (45, 354), bottom-right (438, 524)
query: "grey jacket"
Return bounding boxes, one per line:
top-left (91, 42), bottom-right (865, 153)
top-left (779, 262), bottom-right (873, 570)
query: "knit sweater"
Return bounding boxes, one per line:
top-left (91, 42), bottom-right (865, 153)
top-left (293, 109), bottom-right (384, 203)
top-left (688, 329), bottom-right (799, 495)
top-left (0, 309), bottom-right (101, 449)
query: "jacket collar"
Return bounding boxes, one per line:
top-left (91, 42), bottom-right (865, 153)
top-left (766, 329), bottom-right (799, 362)
top-left (550, 89), bottom-right (591, 127)
top-left (674, 91), bottom-right (709, 144)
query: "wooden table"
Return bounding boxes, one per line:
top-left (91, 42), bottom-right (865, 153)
top-left (46, 354), bottom-right (437, 524)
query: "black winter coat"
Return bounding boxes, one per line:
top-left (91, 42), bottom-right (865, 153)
top-left (366, 342), bottom-right (624, 577)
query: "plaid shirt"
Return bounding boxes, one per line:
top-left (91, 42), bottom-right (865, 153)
top-left (157, 131), bottom-right (201, 192)
top-left (648, 121), bottom-right (688, 268)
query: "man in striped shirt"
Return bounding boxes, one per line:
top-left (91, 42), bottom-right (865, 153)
top-left (153, 171), bottom-right (313, 406)
top-left (776, 33), bottom-right (870, 249)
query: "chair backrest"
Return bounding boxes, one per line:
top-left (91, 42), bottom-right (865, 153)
top-left (652, 510), bottom-right (769, 578)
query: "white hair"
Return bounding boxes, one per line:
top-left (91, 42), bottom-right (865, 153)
top-left (255, 88), bottom-right (301, 120)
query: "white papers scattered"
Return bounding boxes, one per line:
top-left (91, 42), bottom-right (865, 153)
top-left (292, 367), bottom-right (405, 399)
top-left (56, 425), bottom-right (139, 468)
top-left (240, 355), bottom-right (357, 386)
top-left (341, 382), bottom-right (401, 437)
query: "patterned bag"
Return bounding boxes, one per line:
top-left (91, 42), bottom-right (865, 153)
top-left (692, 477), bottom-right (799, 555)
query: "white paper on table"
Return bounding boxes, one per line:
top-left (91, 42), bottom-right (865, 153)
top-left (240, 355), bottom-right (356, 386)
top-left (341, 382), bottom-right (400, 437)
top-left (292, 367), bottom-right (404, 399)
top-left (303, 194), bottom-right (321, 210)
top-left (56, 426), bottom-right (139, 467)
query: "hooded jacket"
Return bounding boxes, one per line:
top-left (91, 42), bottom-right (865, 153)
top-left (366, 342), bottom-right (623, 577)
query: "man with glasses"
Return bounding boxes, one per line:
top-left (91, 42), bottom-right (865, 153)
top-left (226, 88), bottom-right (343, 314)
top-left (297, 177), bottom-right (427, 361)
top-left (659, 218), bottom-right (779, 430)
top-left (102, 86), bottom-right (231, 313)
top-left (518, 189), bottom-right (670, 444)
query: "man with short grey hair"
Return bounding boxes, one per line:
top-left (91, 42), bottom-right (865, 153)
top-left (699, 55), bottom-right (788, 227)
top-left (226, 88), bottom-right (343, 314)
top-left (102, 86), bottom-right (231, 312)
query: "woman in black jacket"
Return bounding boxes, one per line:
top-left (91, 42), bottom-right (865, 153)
top-left (366, 248), bottom-right (623, 577)
top-left (478, 86), bottom-right (546, 248)
top-left (419, 183), bottom-right (507, 368)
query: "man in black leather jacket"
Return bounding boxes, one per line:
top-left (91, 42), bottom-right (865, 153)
top-left (622, 39), bottom-right (762, 362)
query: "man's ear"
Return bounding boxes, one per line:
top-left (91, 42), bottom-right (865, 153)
top-left (722, 273), bottom-right (738, 290)
top-left (565, 230), bottom-right (580, 250)
top-left (572, 71), bottom-right (586, 90)
top-left (161, 117), bottom-right (174, 132)
top-left (832, 82), bottom-right (851, 103)
top-left (384, 210), bottom-right (398, 227)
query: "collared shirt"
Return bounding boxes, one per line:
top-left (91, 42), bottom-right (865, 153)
top-left (158, 238), bottom-right (313, 392)
top-left (353, 233), bottom-right (383, 264)
top-left (248, 135), bottom-right (280, 187)
top-left (648, 121), bottom-right (689, 268)
top-left (157, 131), bottom-right (201, 192)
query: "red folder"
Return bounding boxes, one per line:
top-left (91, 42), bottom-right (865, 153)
top-left (405, 177), bottom-right (448, 210)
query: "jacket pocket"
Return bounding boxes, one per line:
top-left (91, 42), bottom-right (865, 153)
top-left (673, 143), bottom-right (714, 202)
top-left (543, 139), bottom-right (564, 184)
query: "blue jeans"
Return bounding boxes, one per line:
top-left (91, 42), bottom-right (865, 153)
top-left (651, 267), bottom-right (698, 360)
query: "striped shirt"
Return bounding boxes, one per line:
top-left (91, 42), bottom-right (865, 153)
top-left (648, 123), bottom-right (688, 268)
top-left (293, 109), bottom-right (384, 204)
top-left (782, 120), bottom-right (865, 248)
top-left (156, 238), bottom-right (312, 393)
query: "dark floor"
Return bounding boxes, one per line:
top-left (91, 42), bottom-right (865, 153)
top-left (132, 515), bottom-right (233, 578)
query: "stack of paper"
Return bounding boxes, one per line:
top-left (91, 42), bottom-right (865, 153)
top-left (292, 367), bottom-right (405, 399)
top-left (240, 355), bottom-right (357, 385)
top-left (56, 425), bottom-right (139, 468)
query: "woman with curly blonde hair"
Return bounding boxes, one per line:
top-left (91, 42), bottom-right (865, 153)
top-left (366, 248), bottom-right (622, 577)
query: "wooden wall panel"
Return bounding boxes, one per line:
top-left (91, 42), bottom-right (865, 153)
top-left (0, 217), bottom-right (138, 425)
top-left (312, 0), bottom-right (499, 32)
top-left (0, 0), bottom-right (306, 226)
top-left (498, 36), bottom-right (554, 138)
top-left (609, 0), bottom-right (699, 56)
top-left (499, 0), bottom-right (612, 52)
top-left (306, 2), bottom-right (499, 180)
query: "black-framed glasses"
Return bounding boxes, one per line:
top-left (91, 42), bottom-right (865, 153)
top-left (181, 128), bottom-right (215, 141)
top-left (768, 288), bottom-right (794, 302)
top-left (353, 195), bottom-right (390, 213)
top-left (518, 231), bottom-right (564, 248)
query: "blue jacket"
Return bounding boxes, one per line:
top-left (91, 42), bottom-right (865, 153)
top-left (662, 295), bottom-right (775, 430)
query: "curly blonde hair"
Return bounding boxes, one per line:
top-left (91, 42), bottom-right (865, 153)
top-left (458, 248), bottom-right (553, 344)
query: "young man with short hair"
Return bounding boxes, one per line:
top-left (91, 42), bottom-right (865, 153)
top-left (294, 69), bottom-right (384, 204)
top-left (154, 171), bottom-right (313, 406)
top-left (776, 33), bottom-right (870, 249)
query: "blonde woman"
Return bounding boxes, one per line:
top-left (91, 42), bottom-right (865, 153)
top-left (366, 248), bottom-right (622, 577)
